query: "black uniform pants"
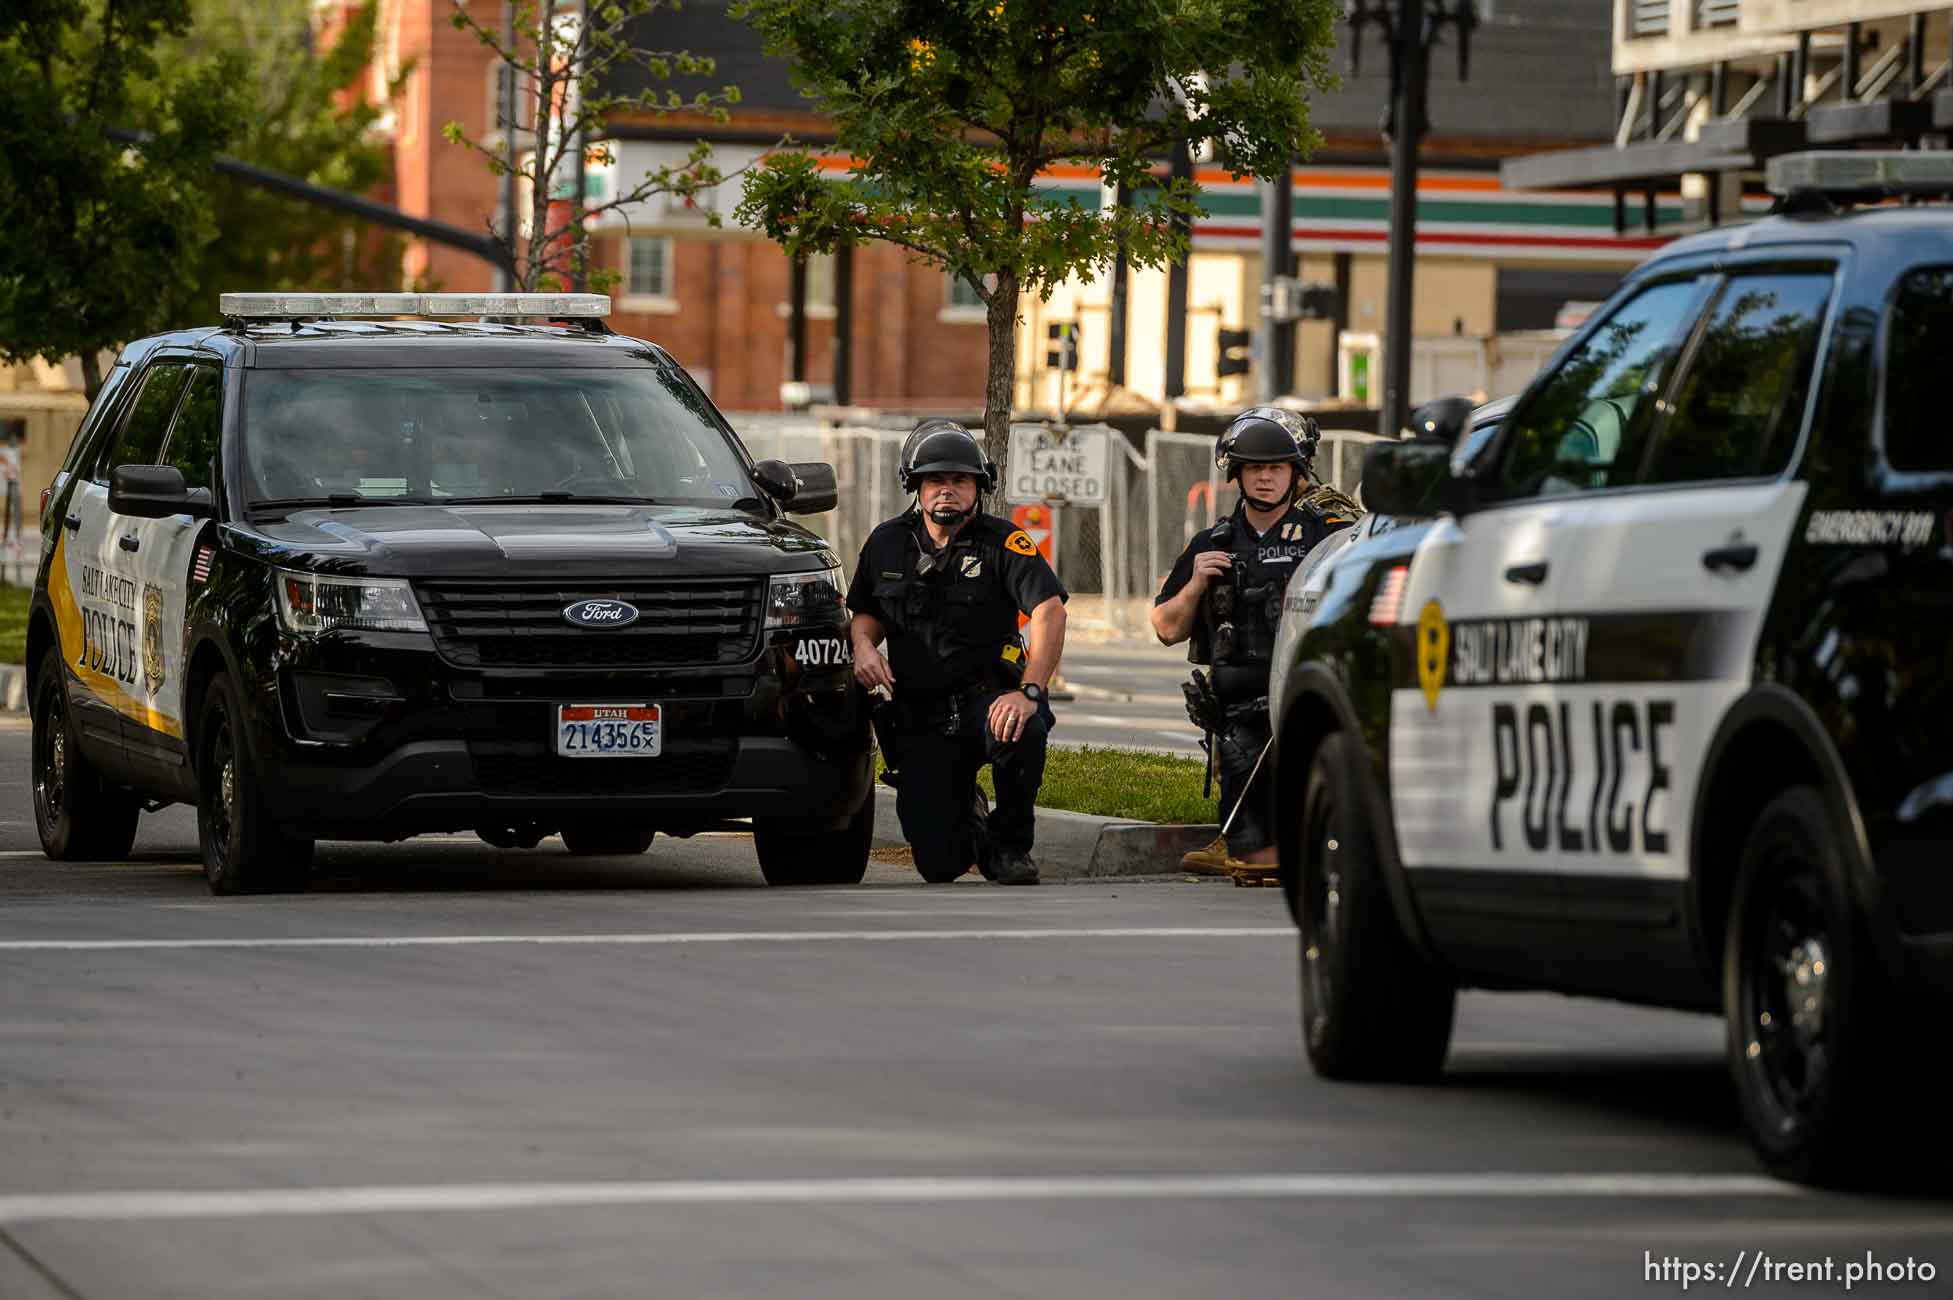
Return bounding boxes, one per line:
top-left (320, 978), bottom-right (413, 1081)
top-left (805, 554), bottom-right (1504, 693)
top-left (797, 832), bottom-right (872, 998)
top-left (1218, 705), bottom-right (1274, 858)
top-left (896, 688), bottom-right (1051, 882)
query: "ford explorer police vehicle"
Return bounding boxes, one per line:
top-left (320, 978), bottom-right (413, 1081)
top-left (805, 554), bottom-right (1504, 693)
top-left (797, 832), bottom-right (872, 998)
top-left (1272, 153), bottom-right (1953, 1185)
top-left (29, 293), bottom-right (871, 894)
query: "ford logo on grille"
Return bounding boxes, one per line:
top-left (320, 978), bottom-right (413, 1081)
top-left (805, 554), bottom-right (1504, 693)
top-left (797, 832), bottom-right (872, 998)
top-left (562, 599), bottom-right (640, 629)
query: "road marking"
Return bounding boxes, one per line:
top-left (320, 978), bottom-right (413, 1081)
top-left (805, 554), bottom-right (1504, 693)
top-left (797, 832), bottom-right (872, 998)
top-left (0, 927), bottom-right (1290, 953)
top-left (0, 1173), bottom-right (1800, 1224)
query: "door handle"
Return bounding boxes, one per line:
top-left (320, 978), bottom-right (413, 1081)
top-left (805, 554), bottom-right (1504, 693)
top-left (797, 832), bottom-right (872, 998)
top-left (1702, 543), bottom-right (1758, 574)
top-left (1503, 561), bottom-right (1549, 586)
top-left (118, 533), bottom-right (140, 553)
top-left (63, 513), bottom-right (82, 531)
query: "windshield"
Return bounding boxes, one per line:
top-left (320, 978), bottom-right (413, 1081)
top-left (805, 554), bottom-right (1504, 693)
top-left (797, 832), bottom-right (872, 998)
top-left (241, 367), bottom-right (757, 508)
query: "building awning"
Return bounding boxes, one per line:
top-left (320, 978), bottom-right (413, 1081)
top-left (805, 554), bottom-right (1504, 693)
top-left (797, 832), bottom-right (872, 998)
top-left (1502, 118), bottom-right (1804, 192)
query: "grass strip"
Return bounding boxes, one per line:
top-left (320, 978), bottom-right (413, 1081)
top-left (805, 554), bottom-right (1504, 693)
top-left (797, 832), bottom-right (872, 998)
top-left (881, 742), bottom-right (1216, 826)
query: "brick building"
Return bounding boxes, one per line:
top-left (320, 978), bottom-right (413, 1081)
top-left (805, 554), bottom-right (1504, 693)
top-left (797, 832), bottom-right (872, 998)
top-left (340, 0), bottom-right (1635, 413)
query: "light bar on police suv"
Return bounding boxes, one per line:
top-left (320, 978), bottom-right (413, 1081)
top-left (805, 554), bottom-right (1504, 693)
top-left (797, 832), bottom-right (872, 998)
top-left (219, 292), bottom-right (611, 319)
top-left (1765, 150), bottom-right (1953, 198)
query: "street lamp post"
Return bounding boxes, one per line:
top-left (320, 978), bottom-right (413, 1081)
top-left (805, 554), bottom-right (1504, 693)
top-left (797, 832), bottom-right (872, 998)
top-left (1347, 0), bottom-right (1475, 438)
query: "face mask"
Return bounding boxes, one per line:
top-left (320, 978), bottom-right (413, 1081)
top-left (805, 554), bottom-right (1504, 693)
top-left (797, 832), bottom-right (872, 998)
top-left (927, 500), bottom-right (972, 526)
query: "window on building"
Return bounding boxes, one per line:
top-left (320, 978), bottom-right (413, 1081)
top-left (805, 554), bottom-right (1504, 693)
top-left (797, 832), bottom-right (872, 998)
top-left (625, 236), bottom-right (673, 300)
top-left (946, 272), bottom-right (985, 310)
top-left (1639, 270), bottom-right (1832, 486)
top-left (1496, 277), bottom-right (1705, 499)
top-left (1884, 267), bottom-right (1953, 473)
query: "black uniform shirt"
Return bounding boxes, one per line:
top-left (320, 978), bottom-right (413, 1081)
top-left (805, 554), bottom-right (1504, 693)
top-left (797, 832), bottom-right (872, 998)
top-left (1154, 498), bottom-right (1346, 609)
top-left (848, 510), bottom-right (1068, 699)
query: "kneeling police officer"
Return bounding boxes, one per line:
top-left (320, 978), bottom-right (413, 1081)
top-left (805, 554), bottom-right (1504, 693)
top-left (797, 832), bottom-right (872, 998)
top-left (847, 420), bottom-right (1069, 885)
top-left (1151, 407), bottom-right (1355, 875)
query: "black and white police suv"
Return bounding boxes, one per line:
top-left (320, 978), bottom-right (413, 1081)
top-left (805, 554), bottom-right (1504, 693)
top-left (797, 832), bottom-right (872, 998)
top-left (28, 292), bottom-right (871, 893)
top-left (1272, 153), bottom-right (1953, 1184)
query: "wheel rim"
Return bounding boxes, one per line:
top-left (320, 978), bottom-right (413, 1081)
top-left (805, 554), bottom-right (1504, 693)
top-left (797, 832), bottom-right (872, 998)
top-left (1301, 777), bottom-right (1343, 1043)
top-left (34, 688), bottom-right (66, 835)
top-left (204, 715), bottom-right (238, 870)
top-left (1739, 851), bottom-right (1832, 1134)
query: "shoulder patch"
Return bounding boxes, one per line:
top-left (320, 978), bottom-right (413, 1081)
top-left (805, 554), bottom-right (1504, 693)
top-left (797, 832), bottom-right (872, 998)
top-left (1004, 530), bottom-right (1038, 557)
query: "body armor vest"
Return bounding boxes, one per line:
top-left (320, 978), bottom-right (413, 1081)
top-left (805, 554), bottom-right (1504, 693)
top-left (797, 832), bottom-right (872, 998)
top-left (1201, 519), bottom-right (1283, 673)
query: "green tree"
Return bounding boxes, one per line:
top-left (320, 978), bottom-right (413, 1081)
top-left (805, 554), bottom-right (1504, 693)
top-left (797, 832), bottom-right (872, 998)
top-left (444, 0), bottom-right (740, 292)
top-left (0, 0), bottom-right (248, 396)
top-left (733, 0), bottom-right (1336, 464)
top-left (160, 0), bottom-right (408, 316)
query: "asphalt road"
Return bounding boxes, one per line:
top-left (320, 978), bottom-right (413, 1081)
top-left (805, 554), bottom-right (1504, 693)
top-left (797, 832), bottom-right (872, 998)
top-left (1050, 641), bottom-right (1202, 757)
top-left (0, 722), bottom-right (1945, 1299)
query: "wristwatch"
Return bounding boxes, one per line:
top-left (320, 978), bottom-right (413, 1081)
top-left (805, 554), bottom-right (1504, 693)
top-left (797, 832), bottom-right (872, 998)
top-left (1019, 682), bottom-right (1046, 704)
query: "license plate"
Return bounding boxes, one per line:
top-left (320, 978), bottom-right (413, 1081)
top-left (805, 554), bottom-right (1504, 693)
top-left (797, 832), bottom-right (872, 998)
top-left (556, 703), bottom-right (661, 758)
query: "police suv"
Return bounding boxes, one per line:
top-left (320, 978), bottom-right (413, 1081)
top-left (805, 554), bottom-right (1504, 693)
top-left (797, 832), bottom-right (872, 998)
top-left (1272, 154), bottom-right (1953, 1184)
top-left (29, 293), bottom-right (870, 893)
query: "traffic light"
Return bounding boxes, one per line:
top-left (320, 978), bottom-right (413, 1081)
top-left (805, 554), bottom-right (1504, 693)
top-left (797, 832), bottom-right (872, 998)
top-left (1045, 321), bottom-right (1080, 371)
top-left (1217, 326), bottom-right (1252, 378)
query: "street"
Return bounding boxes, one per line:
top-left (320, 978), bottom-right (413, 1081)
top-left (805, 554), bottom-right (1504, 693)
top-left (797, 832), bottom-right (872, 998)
top-left (0, 721), bottom-right (1945, 1299)
top-left (1052, 640), bottom-right (1203, 757)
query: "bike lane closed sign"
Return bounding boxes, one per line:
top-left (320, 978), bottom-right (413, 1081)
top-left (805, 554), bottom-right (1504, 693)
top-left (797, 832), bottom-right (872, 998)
top-left (1005, 425), bottom-right (1109, 505)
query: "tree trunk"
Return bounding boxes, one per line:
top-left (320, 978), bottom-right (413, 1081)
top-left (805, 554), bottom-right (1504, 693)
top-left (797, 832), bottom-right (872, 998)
top-left (78, 350), bottom-right (103, 403)
top-left (983, 269), bottom-right (1019, 497)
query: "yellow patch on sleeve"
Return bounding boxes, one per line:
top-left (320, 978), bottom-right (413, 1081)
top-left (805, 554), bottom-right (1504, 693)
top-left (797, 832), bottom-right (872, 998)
top-left (1004, 530), bottom-right (1038, 556)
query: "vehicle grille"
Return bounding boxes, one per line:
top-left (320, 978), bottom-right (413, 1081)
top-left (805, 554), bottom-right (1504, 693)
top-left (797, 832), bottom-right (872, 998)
top-left (471, 741), bottom-right (737, 796)
top-left (417, 578), bottom-right (764, 669)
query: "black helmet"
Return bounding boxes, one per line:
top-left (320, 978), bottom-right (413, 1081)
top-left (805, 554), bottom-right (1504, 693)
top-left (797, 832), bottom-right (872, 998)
top-left (898, 419), bottom-right (996, 493)
top-left (1215, 406), bottom-right (1317, 482)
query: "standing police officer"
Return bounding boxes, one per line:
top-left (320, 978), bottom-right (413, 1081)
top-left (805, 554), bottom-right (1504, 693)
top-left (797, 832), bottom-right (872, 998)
top-left (847, 420), bottom-right (1069, 886)
top-left (1151, 408), bottom-right (1356, 876)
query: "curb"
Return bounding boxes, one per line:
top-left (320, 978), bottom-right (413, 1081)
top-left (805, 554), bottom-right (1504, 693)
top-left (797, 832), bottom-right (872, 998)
top-left (0, 664), bottom-right (23, 713)
top-left (871, 791), bottom-right (1217, 879)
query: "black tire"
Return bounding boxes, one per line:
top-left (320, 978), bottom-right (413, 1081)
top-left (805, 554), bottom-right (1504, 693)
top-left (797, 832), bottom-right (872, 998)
top-left (560, 825), bottom-right (656, 856)
top-left (195, 675), bottom-right (313, 895)
top-left (756, 790), bottom-right (874, 886)
top-left (31, 655), bottom-right (141, 861)
top-left (1296, 732), bottom-right (1455, 1082)
top-left (1724, 787), bottom-right (1906, 1186)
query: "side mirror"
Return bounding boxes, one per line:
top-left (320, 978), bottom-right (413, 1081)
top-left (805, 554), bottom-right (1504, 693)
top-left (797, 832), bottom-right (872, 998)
top-left (109, 464), bottom-right (212, 519)
top-left (1358, 440), bottom-right (1455, 517)
top-left (784, 461), bottom-right (838, 515)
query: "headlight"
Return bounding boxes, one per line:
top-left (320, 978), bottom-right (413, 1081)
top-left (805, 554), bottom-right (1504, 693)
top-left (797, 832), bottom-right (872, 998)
top-left (276, 570), bottom-right (428, 635)
top-left (765, 565), bottom-right (845, 628)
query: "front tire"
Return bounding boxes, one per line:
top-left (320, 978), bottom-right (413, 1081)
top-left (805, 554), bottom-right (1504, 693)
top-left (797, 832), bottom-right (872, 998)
top-left (195, 675), bottom-right (313, 895)
top-left (31, 655), bottom-right (140, 861)
top-left (1725, 787), bottom-right (1902, 1185)
top-left (560, 825), bottom-right (656, 856)
top-left (1296, 732), bottom-right (1455, 1082)
top-left (755, 790), bottom-right (873, 886)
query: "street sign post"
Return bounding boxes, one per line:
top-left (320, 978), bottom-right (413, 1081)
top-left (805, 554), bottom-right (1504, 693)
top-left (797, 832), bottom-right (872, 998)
top-left (1004, 424), bottom-right (1109, 506)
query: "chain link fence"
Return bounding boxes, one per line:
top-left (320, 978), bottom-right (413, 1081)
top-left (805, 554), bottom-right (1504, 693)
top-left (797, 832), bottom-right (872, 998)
top-left (723, 414), bottom-right (1384, 641)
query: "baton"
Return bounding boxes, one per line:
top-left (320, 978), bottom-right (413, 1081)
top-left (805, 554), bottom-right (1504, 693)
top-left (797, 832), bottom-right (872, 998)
top-left (1218, 735), bottom-right (1275, 837)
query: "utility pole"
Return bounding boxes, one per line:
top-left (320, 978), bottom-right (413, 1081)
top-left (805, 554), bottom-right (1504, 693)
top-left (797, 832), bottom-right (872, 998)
top-left (1347, 0), bottom-right (1475, 437)
top-left (1256, 169), bottom-right (1293, 403)
top-left (494, 0), bottom-right (517, 291)
top-left (1163, 139), bottom-right (1193, 405)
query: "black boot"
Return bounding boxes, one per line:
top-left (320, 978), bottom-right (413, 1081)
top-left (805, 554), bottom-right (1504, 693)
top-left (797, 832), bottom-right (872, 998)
top-left (990, 849), bottom-right (1039, 886)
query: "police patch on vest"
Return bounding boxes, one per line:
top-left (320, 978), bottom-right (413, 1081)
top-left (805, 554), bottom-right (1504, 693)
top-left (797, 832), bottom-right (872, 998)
top-left (1004, 530), bottom-right (1038, 556)
top-left (961, 555), bottom-right (984, 578)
